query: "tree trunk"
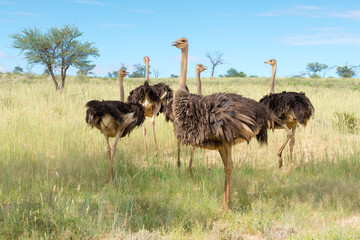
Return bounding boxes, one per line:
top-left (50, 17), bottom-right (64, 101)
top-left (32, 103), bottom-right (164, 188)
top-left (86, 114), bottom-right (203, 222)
top-left (211, 66), bottom-right (215, 78)
top-left (49, 67), bottom-right (59, 91)
top-left (61, 68), bottom-right (67, 89)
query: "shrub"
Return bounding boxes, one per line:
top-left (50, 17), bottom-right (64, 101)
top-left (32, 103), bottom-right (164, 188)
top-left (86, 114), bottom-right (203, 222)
top-left (332, 112), bottom-right (359, 134)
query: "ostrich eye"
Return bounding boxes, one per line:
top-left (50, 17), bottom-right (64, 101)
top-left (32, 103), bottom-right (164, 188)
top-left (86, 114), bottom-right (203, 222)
top-left (182, 40), bottom-right (186, 42)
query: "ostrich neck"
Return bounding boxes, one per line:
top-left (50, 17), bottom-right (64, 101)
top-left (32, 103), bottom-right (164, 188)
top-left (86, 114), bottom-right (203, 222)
top-left (119, 75), bottom-right (124, 102)
top-left (196, 70), bottom-right (202, 95)
top-left (179, 47), bottom-right (188, 90)
top-left (269, 64), bottom-right (276, 94)
top-left (145, 61), bottom-right (149, 83)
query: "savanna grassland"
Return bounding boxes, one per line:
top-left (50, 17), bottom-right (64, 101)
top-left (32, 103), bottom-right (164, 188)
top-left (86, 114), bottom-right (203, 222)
top-left (1, 73), bottom-right (360, 239)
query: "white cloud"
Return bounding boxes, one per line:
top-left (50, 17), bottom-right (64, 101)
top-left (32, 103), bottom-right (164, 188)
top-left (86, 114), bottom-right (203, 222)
top-left (74, 1), bottom-right (155, 13)
top-left (0, 19), bottom-right (20, 23)
top-left (74, 0), bottom-right (106, 6)
top-left (255, 5), bottom-right (322, 17)
top-left (0, 11), bottom-right (40, 16)
top-left (307, 27), bottom-right (344, 31)
top-left (0, 65), bottom-right (7, 72)
top-left (0, 50), bottom-right (13, 59)
top-left (332, 10), bottom-right (360, 21)
top-left (283, 32), bottom-right (360, 46)
top-left (0, 1), bottom-right (16, 4)
top-left (256, 6), bottom-right (360, 21)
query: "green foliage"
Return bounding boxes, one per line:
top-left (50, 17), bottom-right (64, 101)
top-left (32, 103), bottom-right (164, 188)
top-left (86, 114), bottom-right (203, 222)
top-left (129, 63), bottom-right (148, 78)
top-left (107, 65), bottom-right (127, 78)
top-left (13, 66), bottom-right (23, 74)
top-left (107, 71), bottom-right (118, 78)
top-left (336, 65), bottom-right (356, 78)
top-left (77, 64), bottom-right (95, 76)
top-left (10, 24), bottom-right (99, 90)
top-left (306, 62), bottom-right (328, 77)
top-left (333, 112), bottom-right (359, 134)
top-left (223, 68), bottom-right (246, 77)
top-left (309, 73), bottom-right (321, 78)
top-left (170, 74), bottom-right (179, 78)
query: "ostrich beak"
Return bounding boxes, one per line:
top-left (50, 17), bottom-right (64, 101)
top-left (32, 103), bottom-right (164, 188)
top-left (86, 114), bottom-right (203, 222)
top-left (172, 41), bottom-right (179, 46)
top-left (264, 61), bottom-right (269, 64)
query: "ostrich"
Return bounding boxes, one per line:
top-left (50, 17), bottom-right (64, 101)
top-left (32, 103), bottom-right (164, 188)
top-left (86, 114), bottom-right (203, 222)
top-left (259, 59), bottom-right (314, 168)
top-left (118, 69), bottom-right (126, 101)
top-left (128, 56), bottom-right (173, 155)
top-left (172, 37), bottom-right (269, 210)
top-left (165, 64), bottom-right (207, 171)
top-left (85, 70), bottom-right (145, 182)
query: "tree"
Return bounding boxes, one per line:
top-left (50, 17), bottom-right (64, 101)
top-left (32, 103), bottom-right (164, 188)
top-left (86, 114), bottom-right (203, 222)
top-left (223, 68), bottom-right (246, 77)
top-left (129, 63), bottom-right (148, 78)
top-left (119, 63), bottom-right (127, 71)
top-left (206, 51), bottom-right (224, 77)
top-left (170, 74), bottom-right (179, 78)
top-left (306, 62), bottom-right (328, 78)
top-left (336, 64), bottom-right (357, 78)
top-left (153, 68), bottom-right (159, 78)
top-left (77, 64), bottom-right (95, 76)
top-left (112, 71), bottom-right (118, 78)
top-left (10, 24), bottom-right (99, 91)
top-left (13, 66), bottom-right (23, 74)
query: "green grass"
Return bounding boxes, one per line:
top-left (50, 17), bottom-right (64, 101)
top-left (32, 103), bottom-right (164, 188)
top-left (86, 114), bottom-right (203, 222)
top-left (1, 73), bottom-right (360, 239)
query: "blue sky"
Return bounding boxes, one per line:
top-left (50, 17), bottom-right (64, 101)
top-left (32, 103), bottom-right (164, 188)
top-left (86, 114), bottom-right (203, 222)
top-left (1, 0), bottom-right (360, 78)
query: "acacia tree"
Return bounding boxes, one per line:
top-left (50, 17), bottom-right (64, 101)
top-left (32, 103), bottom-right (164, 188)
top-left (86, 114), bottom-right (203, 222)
top-left (306, 62), bottom-right (328, 78)
top-left (153, 68), bottom-right (159, 78)
top-left (336, 64), bottom-right (357, 78)
top-left (10, 24), bottom-right (99, 90)
top-left (13, 66), bottom-right (23, 74)
top-left (77, 64), bottom-right (95, 76)
top-left (220, 68), bottom-right (246, 77)
top-left (206, 51), bottom-right (224, 77)
top-left (129, 63), bottom-right (149, 78)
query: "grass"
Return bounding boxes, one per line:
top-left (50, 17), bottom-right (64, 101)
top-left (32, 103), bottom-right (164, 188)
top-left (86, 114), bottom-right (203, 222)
top-left (0, 73), bottom-right (360, 239)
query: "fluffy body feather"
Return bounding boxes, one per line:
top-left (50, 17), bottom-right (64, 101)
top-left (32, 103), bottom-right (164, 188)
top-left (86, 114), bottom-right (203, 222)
top-left (173, 90), bottom-right (269, 150)
top-left (86, 100), bottom-right (145, 138)
top-left (259, 91), bottom-right (314, 129)
top-left (127, 81), bottom-right (173, 116)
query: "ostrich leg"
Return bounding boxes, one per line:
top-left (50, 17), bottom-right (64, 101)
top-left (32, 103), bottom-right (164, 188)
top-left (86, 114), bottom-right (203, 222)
top-left (289, 125), bottom-right (296, 159)
top-left (142, 124), bottom-right (148, 153)
top-left (218, 144), bottom-right (233, 211)
top-left (277, 125), bottom-right (293, 168)
top-left (150, 104), bottom-right (162, 156)
top-left (103, 133), bottom-right (111, 162)
top-left (106, 129), bottom-right (122, 183)
top-left (188, 146), bottom-right (195, 173)
top-left (177, 141), bottom-right (181, 169)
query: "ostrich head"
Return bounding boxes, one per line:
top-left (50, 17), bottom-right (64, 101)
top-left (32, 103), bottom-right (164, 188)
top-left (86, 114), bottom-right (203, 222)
top-left (144, 56), bottom-right (150, 64)
top-left (196, 64), bottom-right (207, 72)
top-left (264, 59), bottom-right (277, 67)
top-left (118, 69), bottom-right (128, 77)
top-left (172, 37), bottom-right (188, 49)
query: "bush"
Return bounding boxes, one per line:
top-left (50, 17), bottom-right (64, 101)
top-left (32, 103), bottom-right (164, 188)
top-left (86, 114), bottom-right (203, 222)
top-left (332, 112), bottom-right (359, 134)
